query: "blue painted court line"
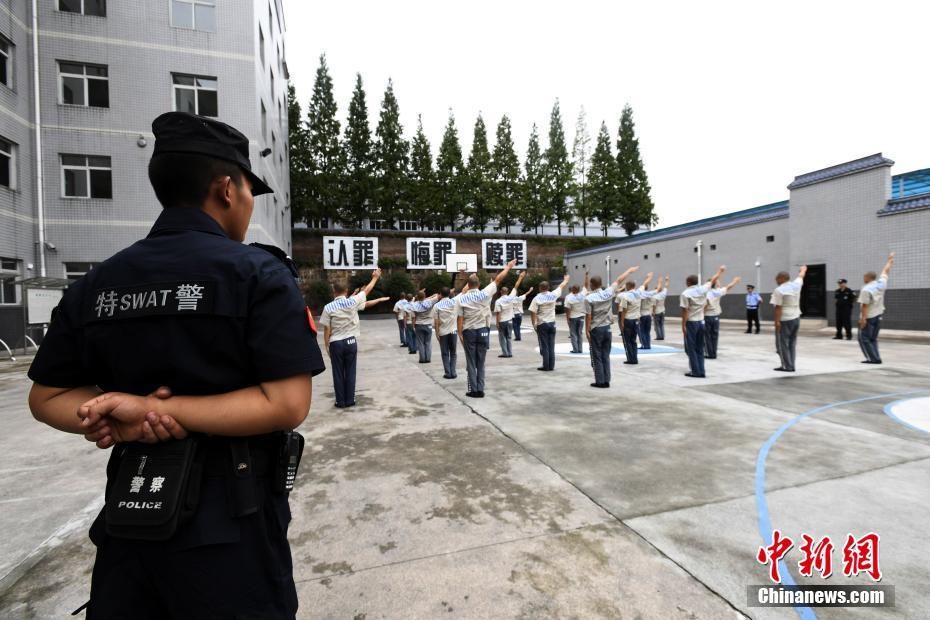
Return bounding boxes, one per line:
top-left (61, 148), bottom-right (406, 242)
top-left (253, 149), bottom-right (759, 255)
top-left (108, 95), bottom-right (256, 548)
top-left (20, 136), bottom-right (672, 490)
top-left (755, 390), bottom-right (930, 620)
top-left (882, 398), bottom-right (930, 435)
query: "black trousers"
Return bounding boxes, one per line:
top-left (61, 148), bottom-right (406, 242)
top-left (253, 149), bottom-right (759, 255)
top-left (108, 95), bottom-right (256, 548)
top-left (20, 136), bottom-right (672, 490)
top-left (746, 308), bottom-right (760, 333)
top-left (836, 306), bottom-right (853, 338)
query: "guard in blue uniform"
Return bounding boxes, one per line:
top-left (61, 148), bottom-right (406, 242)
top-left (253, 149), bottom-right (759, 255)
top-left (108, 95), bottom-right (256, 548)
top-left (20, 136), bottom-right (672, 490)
top-left (27, 112), bottom-right (325, 619)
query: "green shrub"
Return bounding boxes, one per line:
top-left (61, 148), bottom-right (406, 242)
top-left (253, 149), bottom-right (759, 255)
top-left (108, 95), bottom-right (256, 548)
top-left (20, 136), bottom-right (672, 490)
top-left (419, 271), bottom-right (453, 295)
top-left (381, 271), bottom-right (416, 300)
top-left (305, 279), bottom-right (333, 312)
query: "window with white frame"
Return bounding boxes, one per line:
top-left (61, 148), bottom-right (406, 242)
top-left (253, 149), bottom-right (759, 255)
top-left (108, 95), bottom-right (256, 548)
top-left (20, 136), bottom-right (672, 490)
top-left (58, 0), bottom-right (106, 16)
top-left (307, 218), bottom-right (329, 229)
top-left (171, 0), bottom-right (215, 32)
top-left (0, 257), bottom-right (19, 304)
top-left (398, 220), bottom-right (418, 231)
top-left (0, 138), bottom-right (14, 188)
top-left (59, 62), bottom-right (109, 107)
top-left (0, 37), bottom-right (11, 89)
top-left (369, 219), bottom-right (387, 230)
top-left (172, 74), bottom-right (217, 117)
top-left (61, 155), bottom-right (112, 199)
top-left (64, 262), bottom-right (98, 281)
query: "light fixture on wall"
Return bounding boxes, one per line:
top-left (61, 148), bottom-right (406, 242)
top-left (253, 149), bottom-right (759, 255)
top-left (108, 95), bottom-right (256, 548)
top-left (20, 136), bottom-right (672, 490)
top-left (260, 147), bottom-right (272, 157)
top-left (136, 135), bottom-right (147, 148)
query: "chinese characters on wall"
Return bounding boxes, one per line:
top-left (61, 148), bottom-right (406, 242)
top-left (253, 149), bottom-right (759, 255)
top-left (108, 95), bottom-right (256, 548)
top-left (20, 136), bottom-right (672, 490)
top-left (481, 239), bottom-right (527, 270)
top-left (406, 238), bottom-right (457, 270)
top-left (323, 236), bottom-right (379, 270)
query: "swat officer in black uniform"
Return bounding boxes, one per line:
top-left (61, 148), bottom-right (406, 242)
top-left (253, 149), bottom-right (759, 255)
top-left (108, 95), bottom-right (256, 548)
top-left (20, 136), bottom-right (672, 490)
top-left (834, 278), bottom-right (856, 340)
top-left (27, 112), bottom-right (325, 619)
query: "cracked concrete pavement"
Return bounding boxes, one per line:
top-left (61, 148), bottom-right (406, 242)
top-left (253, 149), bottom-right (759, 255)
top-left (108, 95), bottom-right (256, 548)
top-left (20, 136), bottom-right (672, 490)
top-left (1, 318), bottom-right (928, 618)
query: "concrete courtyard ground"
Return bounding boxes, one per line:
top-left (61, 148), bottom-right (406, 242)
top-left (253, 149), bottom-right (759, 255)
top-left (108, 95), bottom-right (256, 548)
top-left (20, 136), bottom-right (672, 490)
top-left (1, 318), bottom-right (928, 619)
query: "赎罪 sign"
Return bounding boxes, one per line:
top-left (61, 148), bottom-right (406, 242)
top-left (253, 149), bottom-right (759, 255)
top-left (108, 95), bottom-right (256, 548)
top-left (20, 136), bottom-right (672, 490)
top-left (481, 239), bottom-right (527, 270)
top-left (323, 236), bottom-right (379, 270)
top-left (406, 237), bottom-right (457, 270)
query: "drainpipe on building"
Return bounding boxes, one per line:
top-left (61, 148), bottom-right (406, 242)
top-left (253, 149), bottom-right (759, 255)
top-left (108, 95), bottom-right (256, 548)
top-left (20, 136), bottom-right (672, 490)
top-left (696, 240), bottom-right (703, 283)
top-left (31, 0), bottom-right (46, 278)
top-left (605, 255), bottom-right (610, 283)
top-left (755, 259), bottom-right (762, 291)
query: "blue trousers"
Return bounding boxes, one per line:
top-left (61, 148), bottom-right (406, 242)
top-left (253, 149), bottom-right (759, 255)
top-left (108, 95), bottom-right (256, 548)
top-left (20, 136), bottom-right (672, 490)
top-left (589, 325), bottom-right (612, 384)
top-left (859, 315), bottom-right (882, 363)
top-left (621, 318), bottom-right (639, 363)
top-left (639, 315), bottom-right (652, 349)
top-left (498, 320), bottom-right (513, 356)
top-left (406, 324), bottom-right (417, 353)
top-left (569, 317), bottom-right (584, 353)
top-left (415, 325), bottom-right (432, 362)
top-left (685, 320), bottom-right (706, 376)
top-left (462, 328), bottom-right (489, 393)
top-left (512, 313), bottom-right (523, 340)
top-left (330, 337), bottom-right (358, 406)
top-left (536, 321), bottom-right (557, 370)
top-left (397, 319), bottom-right (406, 345)
top-left (439, 332), bottom-right (458, 377)
top-left (704, 315), bottom-right (720, 358)
top-left (654, 313), bottom-right (665, 340)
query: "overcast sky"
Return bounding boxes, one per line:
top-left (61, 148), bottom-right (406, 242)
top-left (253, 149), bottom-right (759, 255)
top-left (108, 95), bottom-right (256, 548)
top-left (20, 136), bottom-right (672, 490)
top-left (282, 0), bottom-right (929, 228)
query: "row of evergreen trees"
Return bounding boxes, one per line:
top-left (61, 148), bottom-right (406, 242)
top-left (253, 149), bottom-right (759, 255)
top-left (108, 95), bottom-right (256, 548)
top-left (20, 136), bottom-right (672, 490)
top-left (288, 55), bottom-right (657, 236)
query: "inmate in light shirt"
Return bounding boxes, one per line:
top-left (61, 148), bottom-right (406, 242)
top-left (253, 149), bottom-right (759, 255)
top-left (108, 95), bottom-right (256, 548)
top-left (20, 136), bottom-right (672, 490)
top-left (456, 282), bottom-right (497, 331)
top-left (432, 297), bottom-right (458, 336)
top-left (617, 288), bottom-right (648, 320)
top-left (653, 289), bottom-right (668, 314)
top-left (771, 277), bottom-right (804, 321)
top-left (320, 291), bottom-right (367, 341)
top-left (680, 282), bottom-right (712, 322)
top-left (563, 288), bottom-right (588, 318)
top-left (511, 293), bottom-right (525, 315)
top-left (392, 299), bottom-right (406, 320)
top-left (705, 287), bottom-right (726, 317)
top-left (529, 285), bottom-right (566, 324)
top-left (858, 275), bottom-right (888, 319)
top-left (585, 284), bottom-right (618, 329)
top-left (494, 294), bottom-right (517, 322)
top-left (411, 299), bottom-right (435, 323)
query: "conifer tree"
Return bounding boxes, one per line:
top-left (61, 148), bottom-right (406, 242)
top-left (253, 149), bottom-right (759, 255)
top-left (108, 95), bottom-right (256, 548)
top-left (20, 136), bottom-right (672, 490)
top-left (490, 115), bottom-right (522, 234)
top-left (372, 79), bottom-right (409, 228)
top-left (522, 124), bottom-right (549, 234)
top-left (341, 73), bottom-right (374, 228)
top-left (542, 100), bottom-right (575, 236)
top-left (408, 115), bottom-right (436, 230)
top-left (572, 107), bottom-right (593, 235)
top-left (436, 111), bottom-right (467, 231)
top-left (616, 104), bottom-right (657, 235)
top-left (588, 122), bottom-right (620, 236)
top-left (465, 114), bottom-right (494, 231)
top-left (304, 54), bottom-right (342, 225)
top-left (286, 81), bottom-right (312, 224)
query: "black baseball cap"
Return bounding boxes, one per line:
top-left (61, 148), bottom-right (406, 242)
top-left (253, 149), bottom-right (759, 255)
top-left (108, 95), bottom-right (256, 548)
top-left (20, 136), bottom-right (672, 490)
top-left (838, 278), bottom-right (847, 284)
top-left (151, 112), bottom-right (273, 196)
top-left (746, 284), bottom-right (755, 289)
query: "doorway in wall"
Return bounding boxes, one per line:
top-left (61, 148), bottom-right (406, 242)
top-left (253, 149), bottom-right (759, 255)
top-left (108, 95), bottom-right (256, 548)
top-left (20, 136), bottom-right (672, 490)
top-left (801, 263), bottom-right (826, 317)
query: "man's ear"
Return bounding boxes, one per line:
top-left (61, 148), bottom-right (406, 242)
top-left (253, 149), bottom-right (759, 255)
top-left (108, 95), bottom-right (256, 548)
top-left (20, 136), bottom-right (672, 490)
top-left (216, 176), bottom-right (234, 209)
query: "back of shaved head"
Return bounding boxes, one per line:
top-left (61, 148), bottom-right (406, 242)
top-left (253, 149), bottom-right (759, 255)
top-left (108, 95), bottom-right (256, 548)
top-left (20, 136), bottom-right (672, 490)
top-left (590, 276), bottom-right (602, 289)
top-left (467, 274), bottom-right (480, 288)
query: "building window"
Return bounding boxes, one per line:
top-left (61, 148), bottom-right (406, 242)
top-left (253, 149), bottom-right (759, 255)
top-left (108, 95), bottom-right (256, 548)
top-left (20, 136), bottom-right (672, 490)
top-left (0, 138), bottom-right (14, 188)
top-left (258, 27), bottom-right (265, 66)
top-left (655, 252), bottom-right (660, 258)
top-left (261, 101), bottom-right (267, 139)
top-left (369, 219), bottom-right (388, 230)
top-left (172, 74), bottom-right (217, 117)
top-left (307, 218), bottom-right (329, 229)
top-left (269, 67), bottom-right (274, 95)
top-left (59, 62), bottom-right (109, 107)
top-left (766, 235), bottom-right (775, 242)
top-left (171, 0), bottom-right (215, 32)
top-left (693, 246), bottom-right (698, 252)
top-left (61, 155), bottom-right (112, 199)
top-left (58, 0), bottom-right (106, 16)
top-left (710, 244), bottom-right (717, 251)
top-left (398, 220), bottom-right (419, 231)
top-left (64, 262), bottom-right (98, 281)
top-left (0, 37), bottom-right (11, 89)
top-left (0, 257), bottom-right (19, 304)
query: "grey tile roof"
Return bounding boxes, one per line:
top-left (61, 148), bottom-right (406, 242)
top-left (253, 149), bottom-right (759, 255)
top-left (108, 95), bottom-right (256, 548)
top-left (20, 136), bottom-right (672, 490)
top-left (787, 153), bottom-right (895, 190)
top-left (877, 193), bottom-right (930, 217)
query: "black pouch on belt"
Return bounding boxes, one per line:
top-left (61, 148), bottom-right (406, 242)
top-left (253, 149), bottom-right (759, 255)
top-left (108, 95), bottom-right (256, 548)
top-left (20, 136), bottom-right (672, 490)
top-left (105, 436), bottom-right (204, 541)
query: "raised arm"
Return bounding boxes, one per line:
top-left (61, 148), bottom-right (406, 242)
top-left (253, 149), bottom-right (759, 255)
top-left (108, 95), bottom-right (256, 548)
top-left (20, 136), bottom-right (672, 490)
top-left (362, 268), bottom-right (383, 297)
top-left (493, 259), bottom-right (518, 287)
top-left (797, 265), bottom-right (808, 281)
top-left (723, 276), bottom-right (742, 292)
top-left (556, 273), bottom-right (571, 293)
top-left (640, 272), bottom-right (654, 290)
top-left (613, 265), bottom-right (639, 287)
top-left (881, 252), bottom-right (895, 279)
top-left (709, 265), bottom-right (726, 286)
top-left (363, 296), bottom-right (390, 310)
top-left (583, 271), bottom-right (590, 291)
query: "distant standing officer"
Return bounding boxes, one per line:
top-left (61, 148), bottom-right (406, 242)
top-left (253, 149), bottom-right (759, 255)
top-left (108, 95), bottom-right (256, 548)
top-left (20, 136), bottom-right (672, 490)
top-left (321, 269), bottom-right (388, 408)
top-left (494, 272), bottom-right (527, 358)
top-left (411, 292), bottom-right (441, 363)
top-left (529, 274), bottom-right (571, 371)
top-left (680, 266), bottom-right (726, 378)
top-left (404, 293), bottom-right (417, 355)
top-left (433, 287), bottom-right (459, 379)
top-left (616, 273), bottom-right (653, 364)
top-left (585, 267), bottom-right (638, 388)
top-left (457, 259), bottom-right (517, 397)
top-left (393, 294), bottom-right (408, 346)
top-left (771, 265), bottom-right (808, 372)
top-left (703, 275), bottom-right (741, 359)
top-left (745, 284), bottom-right (761, 334)
top-left (27, 112), bottom-right (327, 617)
top-left (858, 253), bottom-right (895, 364)
top-left (653, 275), bottom-right (669, 341)
top-left (563, 272), bottom-right (590, 353)
top-left (834, 279), bottom-right (857, 340)
top-left (639, 276), bottom-right (664, 350)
